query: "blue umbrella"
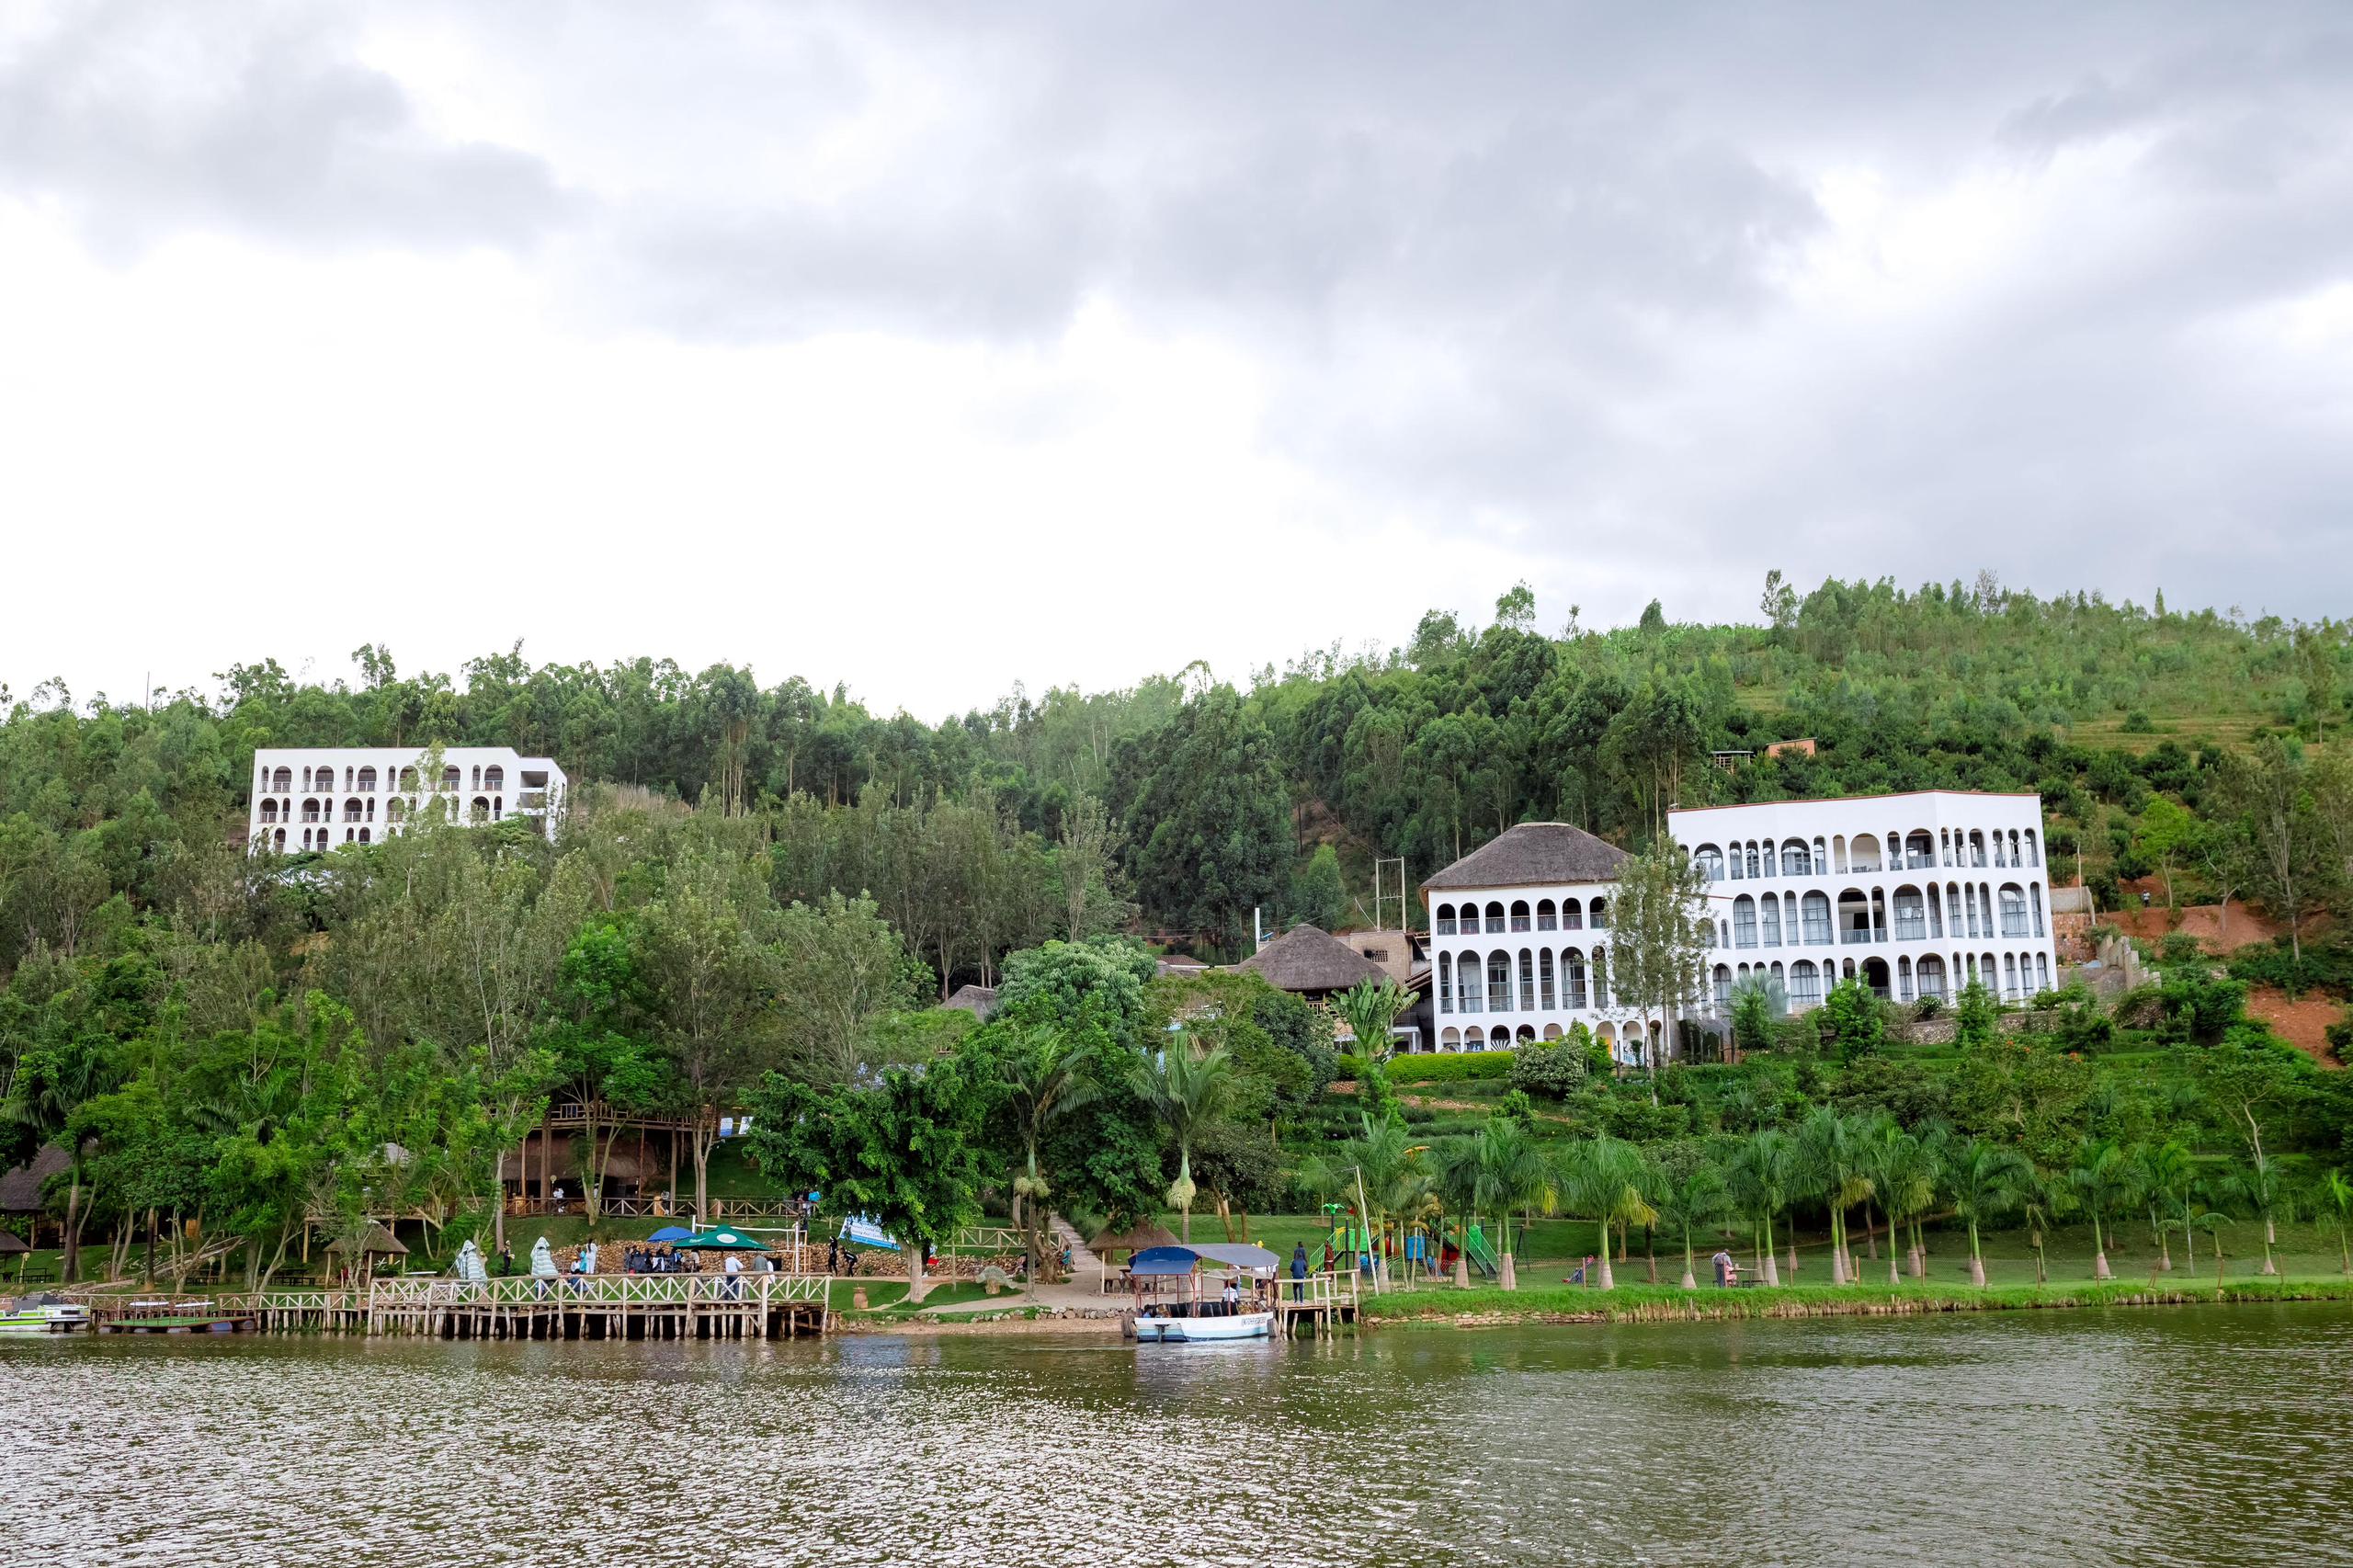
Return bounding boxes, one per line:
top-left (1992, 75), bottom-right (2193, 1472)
top-left (648, 1225), bottom-right (695, 1243)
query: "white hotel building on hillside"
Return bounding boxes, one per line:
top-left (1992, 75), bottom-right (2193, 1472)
top-left (1420, 790), bottom-right (2060, 1062)
top-left (246, 746), bottom-right (568, 853)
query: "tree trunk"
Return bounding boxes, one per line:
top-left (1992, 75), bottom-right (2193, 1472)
top-left (906, 1242), bottom-right (928, 1305)
top-left (2092, 1217), bottom-right (2111, 1280)
top-left (692, 1127), bottom-right (713, 1221)
top-left (62, 1173), bottom-right (84, 1284)
top-left (1760, 1216), bottom-right (1780, 1286)
top-left (1596, 1252), bottom-right (1615, 1290)
top-left (2158, 1235), bottom-right (2172, 1273)
top-left (1787, 1242), bottom-right (1799, 1279)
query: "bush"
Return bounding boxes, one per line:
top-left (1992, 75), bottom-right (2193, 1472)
top-left (2228, 937), bottom-right (2353, 1000)
top-left (1342, 1050), bottom-right (1515, 1085)
top-left (2153, 972), bottom-right (2249, 1044)
top-left (1507, 1042), bottom-right (1591, 1100)
top-left (1593, 1094), bottom-right (1691, 1142)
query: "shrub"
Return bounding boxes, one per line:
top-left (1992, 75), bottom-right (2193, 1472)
top-left (1594, 1095), bottom-right (1691, 1142)
top-left (1341, 1050), bottom-right (1515, 1085)
top-left (2154, 972), bottom-right (2249, 1044)
top-left (1820, 978), bottom-right (1885, 1059)
top-left (1507, 1042), bottom-right (1591, 1100)
top-left (2228, 937), bottom-right (2353, 1000)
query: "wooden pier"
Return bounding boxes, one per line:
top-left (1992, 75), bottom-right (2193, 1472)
top-left (222, 1274), bottom-right (831, 1341)
top-left (1270, 1271), bottom-right (1360, 1336)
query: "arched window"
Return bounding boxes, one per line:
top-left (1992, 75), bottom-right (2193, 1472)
top-left (259, 800), bottom-right (279, 824)
top-left (1790, 960), bottom-right (1822, 1006)
top-left (1694, 846), bottom-right (1724, 881)
top-left (1589, 898), bottom-right (1609, 929)
top-left (2037, 953), bottom-right (2051, 990)
top-left (1441, 1027), bottom-right (1461, 1051)
top-left (1539, 949), bottom-right (1556, 1009)
top-left (1541, 1023), bottom-right (1562, 1041)
top-left (271, 767), bottom-right (292, 792)
top-left (1713, 964), bottom-right (1733, 1011)
top-left (1760, 892), bottom-right (1782, 948)
top-left (1561, 898), bottom-right (1584, 930)
top-left (355, 766), bottom-right (378, 792)
top-left (1509, 900), bottom-right (1531, 934)
top-left (2003, 953), bottom-right (2018, 999)
top-left (483, 766), bottom-right (504, 791)
top-left (272, 827), bottom-right (286, 852)
top-left (1591, 948), bottom-right (1609, 1009)
top-left (1516, 1024), bottom-right (1536, 1043)
top-left (2025, 830), bottom-right (2040, 867)
top-left (387, 798), bottom-right (406, 824)
top-left (493, 796), bottom-right (502, 819)
top-left (1850, 834), bottom-right (1881, 872)
top-left (1436, 903), bottom-right (1459, 936)
top-left (1486, 953), bottom-right (1510, 1013)
top-left (1813, 837), bottom-right (1827, 873)
top-left (471, 796), bottom-right (491, 824)
top-left (1464, 1026), bottom-right (1485, 1048)
top-left (1719, 920), bottom-right (1731, 949)
top-left (1459, 952), bottom-right (1482, 1013)
top-left (1483, 901), bottom-right (1506, 933)
top-left (1563, 949), bottom-right (1588, 1009)
top-left (1536, 898), bottom-right (1557, 931)
top-left (1904, 830), bottom-right (1934, 869)
top-left (442, 766), bottom-right (461, 791)
top-left (1745, 843), bottom-right (1761, 878)
top-left (1893, 886), bottom-right (1927, 940)
top-left (399, 767), bottom-right (419, 791)
top-left (358, 827), bottom-right (370, 845)
top-left (1733, 895), bottom-right (1757, 949)
top-left (1781, 838), bottom-right (1811, 876)
top-left (1727, 845), bottom-right (1742, 881)
top-left (2029, 884), bottom-right (2045, 937)
top-left (1438, 953), bottom-right (1453, 1014)
top-left (1916, 954), bottom-right (1947, 999)
top-left (1762, 842), bottom-right (1777, 876)
top-left (1999, 885), bottom-right (2027, 937)
top-left (1770, 960), bottom-right (1784, 985)
top-left (471, 765), bottom-right (482, 790)
top-left (344, 798), bottom-right (363, 822)
top-left (1801, 892), bottom-right (1832, 945)
top-left (1518, 949), bottom-right (1536, 1010)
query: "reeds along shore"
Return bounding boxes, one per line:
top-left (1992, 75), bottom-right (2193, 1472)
top-left (1362, 1275), bottom-right (2353, 1327)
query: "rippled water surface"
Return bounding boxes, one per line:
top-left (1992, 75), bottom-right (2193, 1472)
top-left (10, 1304), bottom-right (2353, 1566)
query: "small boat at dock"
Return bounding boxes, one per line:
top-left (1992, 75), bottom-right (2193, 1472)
top-left (1, 1295), bottom-right (92, 1335)
top-left (1126, 1244), bottom-right (1279, 1344)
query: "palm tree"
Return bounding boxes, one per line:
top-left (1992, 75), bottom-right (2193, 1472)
top-left (1727, 1130), bottom-right (1795, 1287)
top-left (2324, 1170), bottom-right (2353, 1278)
top-left (1796, 1107), bottom-right (1875, 1286)
top-left (1562, 1136), bottom-right (1654, 1290)
top-left (1863, 1121), bottom-right (1934, 1285)
top-left (1655, 1164), bottom-right (1732, 1289)
top-left (1465, 1117), bottom-right (1554, 1290)
top-left (2134, 1141), bottom-right (2192, 1274)
top-left (1340, 1111), bottom-right (1411, 1285)
top-left (2020, 1165), bottom-right (2072, 1286)
top-left (1000, 1024), bottom-right (1099, 1275)
top-left (1125, 1029), bottom-right (1235, 1243)
top-left (2066, 1139), bottom-right (2140, 1282)
top-left (1943, 1138), bottom-right (2031, 1287)
top-left (2244, 1156), bottom-right (2291, 1277)
top-left (1436, 1138), bottom-right (1482, 1287)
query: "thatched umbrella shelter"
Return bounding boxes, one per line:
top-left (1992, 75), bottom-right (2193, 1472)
top-left (1086, 1220), bottom-right (1179, 1291)
top-left (326, 1221), bottom-right (409, 1281)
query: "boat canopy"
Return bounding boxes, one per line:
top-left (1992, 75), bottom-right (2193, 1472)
top-left (1128, 1243), bottom-right (1280, 1277)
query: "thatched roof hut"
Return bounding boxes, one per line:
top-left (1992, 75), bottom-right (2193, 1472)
top-left (1231, 924), bottom-right (1389, 999)
top-left (1420, 821), bottom-right (1629, 892)
top-left (943, 983), bottom-right (999, 1017)
top-left (0, 1145), bottom-right (70, 1214)
top-left (325, 1221), bottom-right (409, 1257)
top-left (1086, 1220), bottom-right (1179, 1261)
top-left (0, 1229), bottom-right (28, 1256)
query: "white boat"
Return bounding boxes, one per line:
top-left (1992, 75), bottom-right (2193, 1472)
top-left (1124, 1242), bottom-right (1280, 1345)
top-left (1133, 1308), bottom-right (1272, 1343)
top-left (0, 1297), bottom-right (91, 1335)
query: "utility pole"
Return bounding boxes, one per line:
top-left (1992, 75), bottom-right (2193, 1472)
top-left (1371, 856), bottom-right (1408, 931)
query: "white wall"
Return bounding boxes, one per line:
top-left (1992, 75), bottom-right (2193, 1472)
top-left (247, 744), bottom-right (567, 852)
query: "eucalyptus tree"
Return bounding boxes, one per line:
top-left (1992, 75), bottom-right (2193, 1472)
top-left (1126, 1029), bottom-right (1236, 1243)
top-left (1943, 1139), bottom-right (2031, 1288)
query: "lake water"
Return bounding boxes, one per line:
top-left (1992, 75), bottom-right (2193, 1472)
top-left (9, 1304), bottom-right (2353, 1567)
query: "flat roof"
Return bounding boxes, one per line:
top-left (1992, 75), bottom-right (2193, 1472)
top-left (1670, 790), bottom-right (2040, 813)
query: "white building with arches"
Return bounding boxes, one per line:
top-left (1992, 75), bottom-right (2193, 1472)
top-left (245, 745), bottom-right (567, 854)
top-left (1421, 822), bottom-right (1663, 1062)
top-left (1670, 790), bottom-right (2059, 1016)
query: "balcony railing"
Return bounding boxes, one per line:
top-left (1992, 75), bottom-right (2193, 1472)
top-left (2001, 920), bottom-right (2030, 938)
top-left (1460, 994), bottom-right (1482, 1014)
top-left (1487, 987), bottom-right (1509, 1011)
top-left (1840, 929), bottom-right (1881, 945)
top-left (1509, 917), bottom-right (1531, 933)
top-left (1894, 920), bottom-right (1927, 941)
top-left (1435, 918), bottom-right (1458, 936)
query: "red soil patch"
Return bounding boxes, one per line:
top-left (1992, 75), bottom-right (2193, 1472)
top-left (2245, 985), bottom-right (2345, 1068)
top-left (2106, 897), bottom-right (2279, 953)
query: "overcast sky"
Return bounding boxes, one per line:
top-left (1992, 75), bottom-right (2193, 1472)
top-left (3, 2), bottom-right (2348, 719)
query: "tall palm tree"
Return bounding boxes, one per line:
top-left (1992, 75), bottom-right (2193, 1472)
top-left (1126, 1029), bottom-right (1235, 1243)
top-left (1436, 1137), bottom-right (1482, 1287)
top-left (1727, 1130), bottom-right (1795, 1287)
top-left (2019, 1165), bottom-right (2072, 1287)
top-left (1655, 1164), bottom-right (1732, 1289)
top-left (1863, 1120), bottom-right (1935, 1285)
top-left (1943, 1138), bottom-right (2031, 1287)
top-left (1000, 1024), bottom-right (1099, 1274)
top-left (2134, 1141), bottom-right (2193, 1274)
top-left (1562, 1136), bottom-right (1654, 1290)
top-left (1796, 1107), bottom-right (1875, 1286)
top-left (2066, 1138), bottom-right (2141, 1282)
top-left (1340, 1111), bottom-right (1411, 1283)
top-left (2324, 1169), bottom-right (2353, 1278)
top-left (1466, 1117), bottom-right (1554, 1290)
top-left (2243, 1156), bottom-right (2291, 1277)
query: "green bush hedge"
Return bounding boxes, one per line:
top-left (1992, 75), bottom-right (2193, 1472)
top-left (1338, 1050), bottom-right (1516, 1085)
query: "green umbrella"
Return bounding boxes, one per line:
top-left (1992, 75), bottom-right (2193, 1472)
top-left (673, 1228), bottom-right (772, 1250)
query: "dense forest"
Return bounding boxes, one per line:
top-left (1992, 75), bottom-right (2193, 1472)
top-left (3, 574), bottom-right (2349, 1286)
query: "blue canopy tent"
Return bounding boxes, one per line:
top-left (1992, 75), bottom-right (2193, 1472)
top-left (648, 1226), bottom-right (695, 1244)
top-left (1130, 1244), bottom-right (1279, 1277)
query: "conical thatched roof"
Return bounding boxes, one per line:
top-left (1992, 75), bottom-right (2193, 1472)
top-left (325, 1221), bottom-right (409, 1256)
top-left (1086, 1220), bottom-right (1179, 1257)
top-left (1231, 924), bottom-right (1389, 994)
top-left (0, 1229), bottom-right (28, 1256)
top-left (1421, 822), bottom-right (1629, 892)
top-left (943, 983), bottom-right (998, 1017)
top-left (0, 1144), bottom-right (70, 1213)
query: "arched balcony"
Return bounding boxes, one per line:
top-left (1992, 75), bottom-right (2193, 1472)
top-left (1435, 903), bottom-right (1459, 936)
top-left (1536, 898), bottom-right (1558, 931)
top-left (483, 766), bottom-right (505, 791)
top-left (355, 766), bottom-right (378, 792)
top-left (1508, 900), bottom-right (1531, 934)
top-left (1693, 845), bottom-right (1724, 881)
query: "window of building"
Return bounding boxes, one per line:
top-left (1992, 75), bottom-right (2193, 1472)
top-left (1694, 846), bottom-right (1724, 881)
top-left (1518, 949), bottom-right (1536, 1010)
top-left (1536, 899), bottom-right (1557, 931)
top-left (1733, 895), bottom-right (1757, 949)
top-left (1760, 892), bottom-right (1782, 948)
top-left (1589, 898), bottom-right (1608, 929)
top-left (1790, 960), bottom-right (1822, 1006)
top-left (1561, 899), bottom-right (1583, 930)
top-left (1438, 953), bottom-right (1452, 1013)
top-left (1894, 889), bottom-right (1927, 940)
top-left (1781, 839), bottom-right (1811, 876)
top-left (1714, 965), bottom-right (1733, 1011)
top-left (1459, 951), bottom-right (1482, 1012)
top-left (1487, 954), bottom-right (1510, 1013)
top-left (1436, 903), bottom-right (1458, 936)
top-left (1801, 892), bottom-right (1832, 945)
top-left (356, 767), bottom-right (378, 792)
top-left (1510, 901), bottom-right (1531, 934)
top-left (1591, 949), bottom-right (1609, 1009)
top-left (1539, 950), bottom-right (1556, 1010)
top-left (2030, 884), bottom-right (2044, 937)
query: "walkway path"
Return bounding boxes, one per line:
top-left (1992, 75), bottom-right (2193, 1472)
top-left (915, 1214), bottom-right (1113, 1316)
